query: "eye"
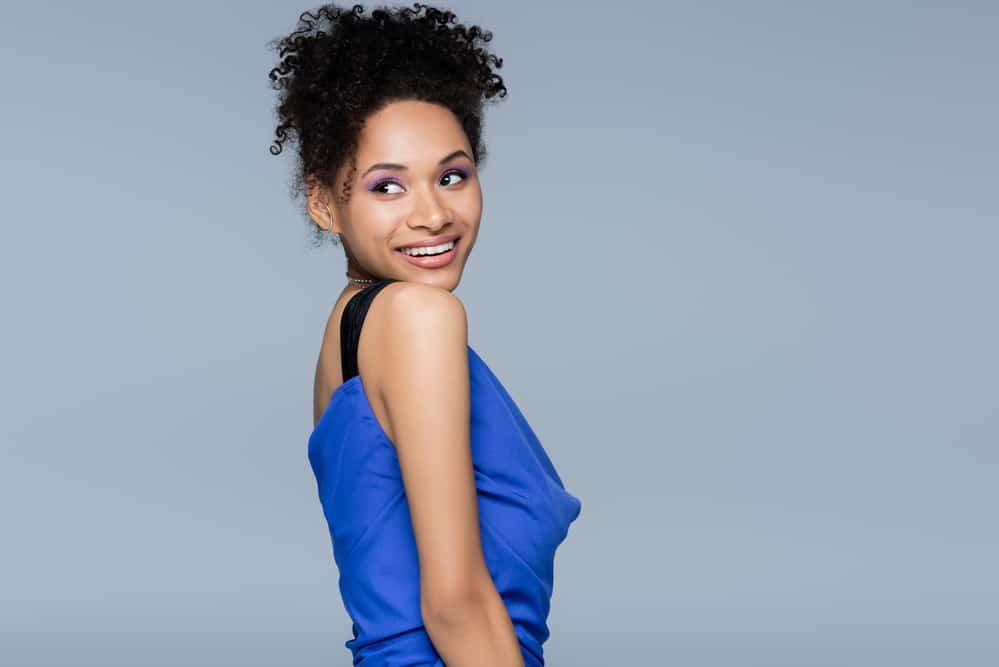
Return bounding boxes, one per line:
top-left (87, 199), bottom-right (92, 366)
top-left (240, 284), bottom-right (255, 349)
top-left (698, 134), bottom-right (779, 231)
top-left (441, 169), bottom-right (467, 186)
top-left (371, 179), bottom-right (404, 195)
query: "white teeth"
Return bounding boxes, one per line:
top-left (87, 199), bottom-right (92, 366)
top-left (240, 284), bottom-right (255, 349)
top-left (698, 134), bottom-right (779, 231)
top-left (401, 240), bottom-right (455, 256)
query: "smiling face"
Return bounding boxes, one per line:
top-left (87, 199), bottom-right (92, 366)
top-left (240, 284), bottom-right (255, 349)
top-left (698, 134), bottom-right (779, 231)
top-left (307, 99), bottom-right (483, 291)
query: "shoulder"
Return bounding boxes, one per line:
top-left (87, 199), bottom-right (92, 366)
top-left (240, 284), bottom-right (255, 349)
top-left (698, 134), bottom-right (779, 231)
top-left (357, 282), bottom-right (469, 422)
top-left (366, 281), bottom-right (468, 347)
top-left (375, 280), bottom-right (467, 320)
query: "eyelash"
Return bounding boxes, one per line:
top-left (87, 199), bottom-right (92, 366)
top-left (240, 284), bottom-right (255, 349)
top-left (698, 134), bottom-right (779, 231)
top-left (370, 169), bottom-right (468, 194)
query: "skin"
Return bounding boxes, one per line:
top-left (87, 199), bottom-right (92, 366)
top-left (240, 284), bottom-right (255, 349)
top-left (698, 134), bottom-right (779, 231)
top-left (310, 97), bottom-right (482, 293)
top-left (306, 99), bottom-right (525, 666)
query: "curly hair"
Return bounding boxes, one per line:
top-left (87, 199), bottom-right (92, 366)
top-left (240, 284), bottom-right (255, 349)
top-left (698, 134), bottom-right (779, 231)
top-left (267, 2), bottom-right (508, 249)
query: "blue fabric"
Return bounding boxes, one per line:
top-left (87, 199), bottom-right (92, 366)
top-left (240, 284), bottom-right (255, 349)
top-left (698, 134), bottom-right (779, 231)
top-left (308, 345), bottom-right (582, 666)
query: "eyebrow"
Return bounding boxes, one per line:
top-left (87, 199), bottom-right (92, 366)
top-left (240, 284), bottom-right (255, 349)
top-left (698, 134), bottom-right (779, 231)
top-left (360, 150), bottom-right (472, 179)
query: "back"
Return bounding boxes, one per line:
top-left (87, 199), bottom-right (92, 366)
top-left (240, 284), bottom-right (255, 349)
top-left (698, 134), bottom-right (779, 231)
top-left (308, 279), bottom-right (582, 666)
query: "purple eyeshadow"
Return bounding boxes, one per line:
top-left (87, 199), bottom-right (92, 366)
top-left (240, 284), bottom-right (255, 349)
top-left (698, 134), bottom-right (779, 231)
top-left (365, 168), bottom-right (469, 193)
top-left (366, 177), bottom-right (401, 192)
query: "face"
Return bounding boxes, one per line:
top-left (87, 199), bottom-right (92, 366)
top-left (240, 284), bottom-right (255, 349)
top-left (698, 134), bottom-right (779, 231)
top-left (307, 99), bottom-right (483, 292)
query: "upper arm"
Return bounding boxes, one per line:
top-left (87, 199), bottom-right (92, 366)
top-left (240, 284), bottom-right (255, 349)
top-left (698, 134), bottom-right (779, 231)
top-left (371, 283), bottom-right (492, 614)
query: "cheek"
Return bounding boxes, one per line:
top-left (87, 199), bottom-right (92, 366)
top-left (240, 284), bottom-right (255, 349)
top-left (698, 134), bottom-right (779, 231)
top-left (346, 201), bottom-right (398, 237)
top-left (456, 185), bottom-right (484, 217)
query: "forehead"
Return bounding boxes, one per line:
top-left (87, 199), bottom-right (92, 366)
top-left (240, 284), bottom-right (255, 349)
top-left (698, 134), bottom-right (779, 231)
top-left (355, 100), bottom-right (469, 165)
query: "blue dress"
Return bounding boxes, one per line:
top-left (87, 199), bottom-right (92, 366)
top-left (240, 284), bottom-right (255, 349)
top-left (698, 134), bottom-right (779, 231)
top-left (308, 279), bottom-right (583, 666)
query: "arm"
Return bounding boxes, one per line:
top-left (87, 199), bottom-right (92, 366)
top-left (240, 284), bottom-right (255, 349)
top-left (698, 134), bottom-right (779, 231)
top-left (374, 283), bottom-right (525, 667)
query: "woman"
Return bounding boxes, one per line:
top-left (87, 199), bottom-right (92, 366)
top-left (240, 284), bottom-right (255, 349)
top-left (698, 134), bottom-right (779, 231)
top-left (268, 4), bottom-right (582, 665)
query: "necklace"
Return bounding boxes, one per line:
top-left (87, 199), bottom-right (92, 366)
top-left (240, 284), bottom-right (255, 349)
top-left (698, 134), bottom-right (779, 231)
top-left (345, 272), bottom-right (379, 286)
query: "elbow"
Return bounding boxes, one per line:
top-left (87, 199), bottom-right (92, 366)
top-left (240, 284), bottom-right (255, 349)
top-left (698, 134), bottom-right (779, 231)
top-left (421, 579), bottom-right (496, 628)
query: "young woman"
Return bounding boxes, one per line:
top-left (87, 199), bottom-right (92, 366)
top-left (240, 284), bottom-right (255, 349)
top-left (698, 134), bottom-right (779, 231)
top-left (268, 4), bottom-right (582, 665)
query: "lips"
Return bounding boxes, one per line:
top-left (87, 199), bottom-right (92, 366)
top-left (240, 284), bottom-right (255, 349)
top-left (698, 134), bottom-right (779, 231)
top-left (397, 236), bottom-right (460, 268)
top-left (394, 233), bottom-right (461, 251)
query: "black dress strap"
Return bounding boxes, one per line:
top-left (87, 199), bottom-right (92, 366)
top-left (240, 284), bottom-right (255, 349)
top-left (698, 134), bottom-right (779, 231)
top-left (340, 279), bottom-right (398, 384)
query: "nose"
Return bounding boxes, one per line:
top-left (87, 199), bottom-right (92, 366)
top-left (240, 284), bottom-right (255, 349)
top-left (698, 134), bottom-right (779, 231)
top-left (408, 185), bottom-right (452, 232)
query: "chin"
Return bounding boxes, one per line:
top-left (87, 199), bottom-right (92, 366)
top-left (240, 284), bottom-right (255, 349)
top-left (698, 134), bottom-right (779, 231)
top-left (415, 273), bottom-right (460, 291)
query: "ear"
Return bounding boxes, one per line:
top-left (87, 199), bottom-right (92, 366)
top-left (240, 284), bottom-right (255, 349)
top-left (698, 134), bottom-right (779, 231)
top-left (305, 175), bottom-right (336, 233)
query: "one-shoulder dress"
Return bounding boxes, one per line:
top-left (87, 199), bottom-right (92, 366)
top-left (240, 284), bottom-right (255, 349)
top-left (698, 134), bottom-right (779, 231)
top-left (308, 279), bottom-right (583, 666)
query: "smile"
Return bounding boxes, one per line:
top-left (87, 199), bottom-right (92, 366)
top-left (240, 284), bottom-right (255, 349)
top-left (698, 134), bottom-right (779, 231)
top-left (396, 236), bottom-right (460, 268)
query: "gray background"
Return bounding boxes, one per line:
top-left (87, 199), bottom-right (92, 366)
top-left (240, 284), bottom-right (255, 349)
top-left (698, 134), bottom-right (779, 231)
top-left (1, 1), bottom-right (996, 665)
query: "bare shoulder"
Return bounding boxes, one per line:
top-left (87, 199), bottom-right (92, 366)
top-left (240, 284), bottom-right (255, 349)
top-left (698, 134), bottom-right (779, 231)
top-left (362, 282), bottom-right (468, 358)
top-left (371, 281), bottom-right (467, 332)
top-left (357, 281), bottom-right (469, 440)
